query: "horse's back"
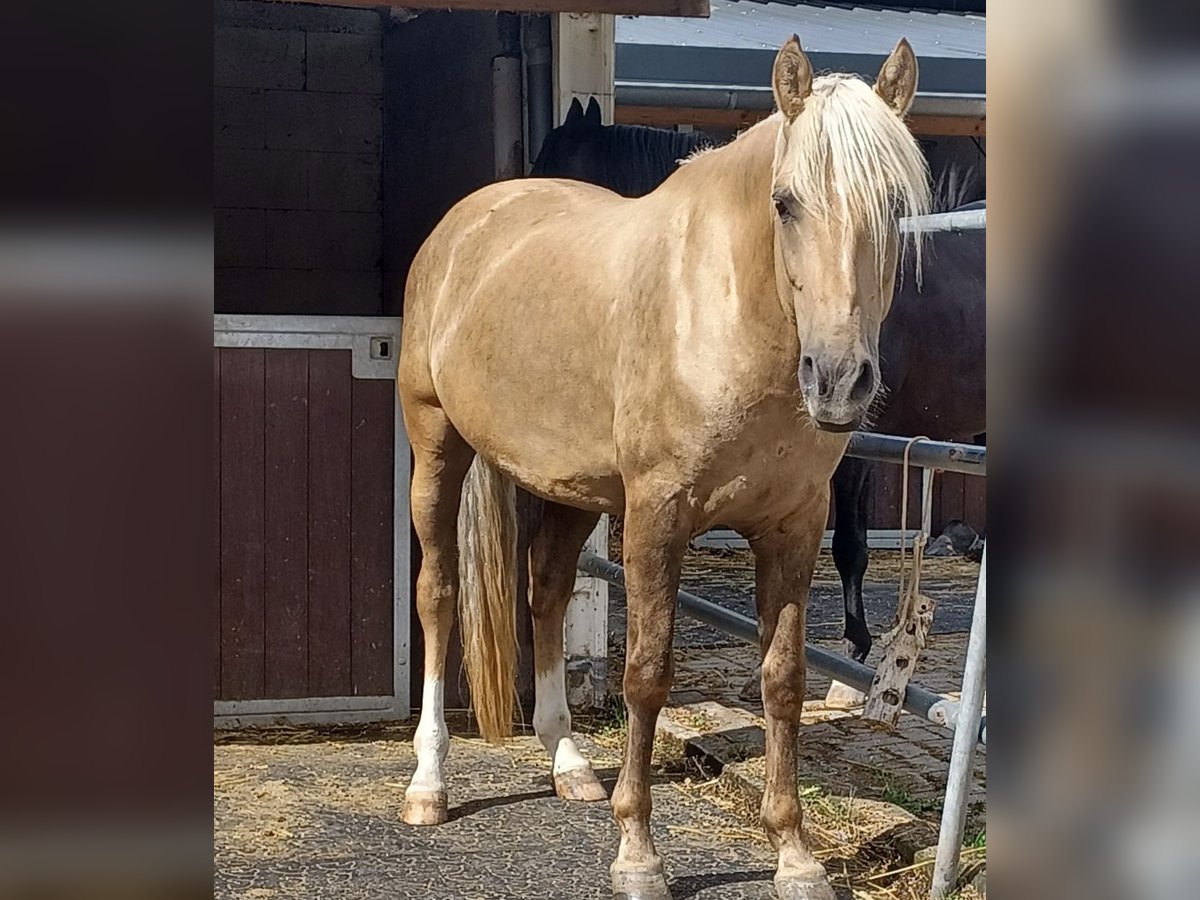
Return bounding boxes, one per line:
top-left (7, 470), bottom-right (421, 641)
top-left (400, 178), bottom-right (634, 508)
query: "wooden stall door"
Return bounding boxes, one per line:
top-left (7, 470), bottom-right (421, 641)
top-left (215, 347), bottom-right (395, 702)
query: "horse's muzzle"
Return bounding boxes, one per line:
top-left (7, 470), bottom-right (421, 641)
top-left (799, 349), bottom-right (877, 431)
top-left (811, 416), bottom-right (860, 433)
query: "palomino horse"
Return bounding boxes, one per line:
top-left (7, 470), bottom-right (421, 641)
top-left (532, 110), bottom-right (985, 685)
top-left (398, 36), bottom-right (931, 900)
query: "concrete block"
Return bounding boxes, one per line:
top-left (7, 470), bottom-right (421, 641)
top-left (266, 91), bottom-right (380, 154)
top-left (265, 210), bottom-right (381, 270)
top-left (216, 268), bottom-right (382, 316)
top-left (306, 152), bottom-right (379, 212)
top-left (215, 209), bottom-right (266, 268)
top-left (214, 88), bottom-right (264, 149)
top-left (215, 0), bottom-right (381, 35)
top-left (306, 32), bottom-right (382, 94)
top-left (214, 27), bottom-right (304, 90)
top-left (214, 148), bottom-right (306, 210)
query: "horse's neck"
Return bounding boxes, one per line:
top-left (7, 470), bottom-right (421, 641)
top-left (669, 120), bottom-right (783, 311)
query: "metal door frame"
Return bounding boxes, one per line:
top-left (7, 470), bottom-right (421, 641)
top-left (213, 314), bottom-right (411, 726)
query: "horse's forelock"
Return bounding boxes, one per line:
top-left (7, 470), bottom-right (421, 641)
top-left (778, 74), bottom-right (932, 290)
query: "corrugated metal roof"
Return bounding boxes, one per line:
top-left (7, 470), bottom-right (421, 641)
top-left (615, 1), bottom-right (985, 97)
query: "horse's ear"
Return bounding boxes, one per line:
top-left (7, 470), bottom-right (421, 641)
top-left (874, 38), bottom-right (918, 118)
top-left (584, 97), bottom-right (602, 128)
top-left (564, 97), bottom-right (584, 129)
top-left (772, 34), bottom-right (813, 122)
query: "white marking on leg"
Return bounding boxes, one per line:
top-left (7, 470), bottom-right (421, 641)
top-left (534, 660), bottom-right (590, 775)
top-left (408, 676), bottom-right (448, 794)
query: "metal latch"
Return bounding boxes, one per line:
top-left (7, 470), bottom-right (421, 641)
top-left (369, 336), bottom-right (393, 360)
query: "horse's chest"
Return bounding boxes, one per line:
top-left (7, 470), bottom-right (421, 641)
top-left (686, 395), bottom-right (845, 521)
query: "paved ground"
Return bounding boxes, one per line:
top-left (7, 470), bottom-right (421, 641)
top-left (215, 547), bottom-right (985, 899)
top-left (215, 728), bottom-right (784, 900)
top-left (614, 547), bottom-right (987, 812)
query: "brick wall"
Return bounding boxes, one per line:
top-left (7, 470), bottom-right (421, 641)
top-left (381, 12), bottom-right (505, 314)
top-left (214, 1), bottom-right (384, 315)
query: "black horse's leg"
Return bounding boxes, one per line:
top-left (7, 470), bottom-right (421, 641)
top-left (824, 458), bottom-right (874, 708)
top-left (831, 457), bottom-right (873, 662)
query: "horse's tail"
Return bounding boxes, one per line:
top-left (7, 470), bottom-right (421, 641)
top-left (456, 455), bottom-right (519, 744)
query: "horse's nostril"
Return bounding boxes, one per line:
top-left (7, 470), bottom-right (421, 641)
top-left (849, 360), bottom-right (875, 403)
top-left (799, 355), bottom-right (817, 391)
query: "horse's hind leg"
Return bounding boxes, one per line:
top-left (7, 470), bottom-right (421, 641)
top-left (529, 501), bottom-right (606, 801)
top-left (402, 401), bottom-right (474, 826)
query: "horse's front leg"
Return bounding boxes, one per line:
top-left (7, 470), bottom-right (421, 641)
top-left (610, 488), bottom-right (689, 900)
top-left (753, 498), bottom-right (837, 900)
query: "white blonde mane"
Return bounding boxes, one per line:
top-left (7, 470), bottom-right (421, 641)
top-left (777, 74), bottom-right (932, 290)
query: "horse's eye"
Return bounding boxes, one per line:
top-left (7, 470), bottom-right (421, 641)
top-left (774, 197), bottom-right (792, 221)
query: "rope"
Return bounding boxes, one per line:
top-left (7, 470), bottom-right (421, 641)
top-left (897, 435), bottom-right (930, 603)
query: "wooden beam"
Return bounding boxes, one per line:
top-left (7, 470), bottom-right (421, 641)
top-left (615, 105), bottom-right (770, 130)
top-left (263, 0), bottom-right (710, 15)
top-left (907, 114), bottom-right (986, 137)
top-left (554, 13), bottom-right (615, 124)
top-left (616, 105), bottom-right (986, 138)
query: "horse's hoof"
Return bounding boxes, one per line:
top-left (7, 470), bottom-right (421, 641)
top-left (775, 872), bottom-right (837, 900)
top-left (612, 868), bottom-right (671, 900)
top-left (824, 680), bottom-right (866, 709)
top-left (554, 766), bottom-right (608, 802)
top-left (402, 789), bottom-right (448, 826)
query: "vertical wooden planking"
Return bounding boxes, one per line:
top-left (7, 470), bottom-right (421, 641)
top-left (906, 465), bottom-right (924, 531)
top-left (873, 464), bottom-right (899, 530)
top-left (213, 348), bottom-right (222, 699)
top-left (938, 472), bottom-right (967, 533)
top-left (931, 469), bottom-right (945, 536)
top-left (307, 350), bottom-right (353, 697)
top-left (219, 348), bottom-right (266, 700)
top-left (963, 474), bottom-right (987, 533)
top-left (350, 378), bottom-right (394, 697)
top-left (264, 350), bottom-right (310, 698)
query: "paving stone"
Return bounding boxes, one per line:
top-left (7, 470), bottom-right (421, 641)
top-left (215, 731), bottom-right (780, 900)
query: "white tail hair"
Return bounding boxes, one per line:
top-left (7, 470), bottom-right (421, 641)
top-left (456, 456), bottom-right (519, 744)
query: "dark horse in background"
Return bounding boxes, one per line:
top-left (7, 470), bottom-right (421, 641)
top-left (532, 98), bottom-right (985, 682)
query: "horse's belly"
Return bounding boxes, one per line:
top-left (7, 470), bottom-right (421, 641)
top-left (431, 326), bottom-right (624, 513)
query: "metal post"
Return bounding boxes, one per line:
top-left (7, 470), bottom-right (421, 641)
top-left (920, 466), bottom-right (934, 539)
top-left (523, 15), bottom-right (553, 167)
top-left (930, 547), bottom-right (987, 899)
